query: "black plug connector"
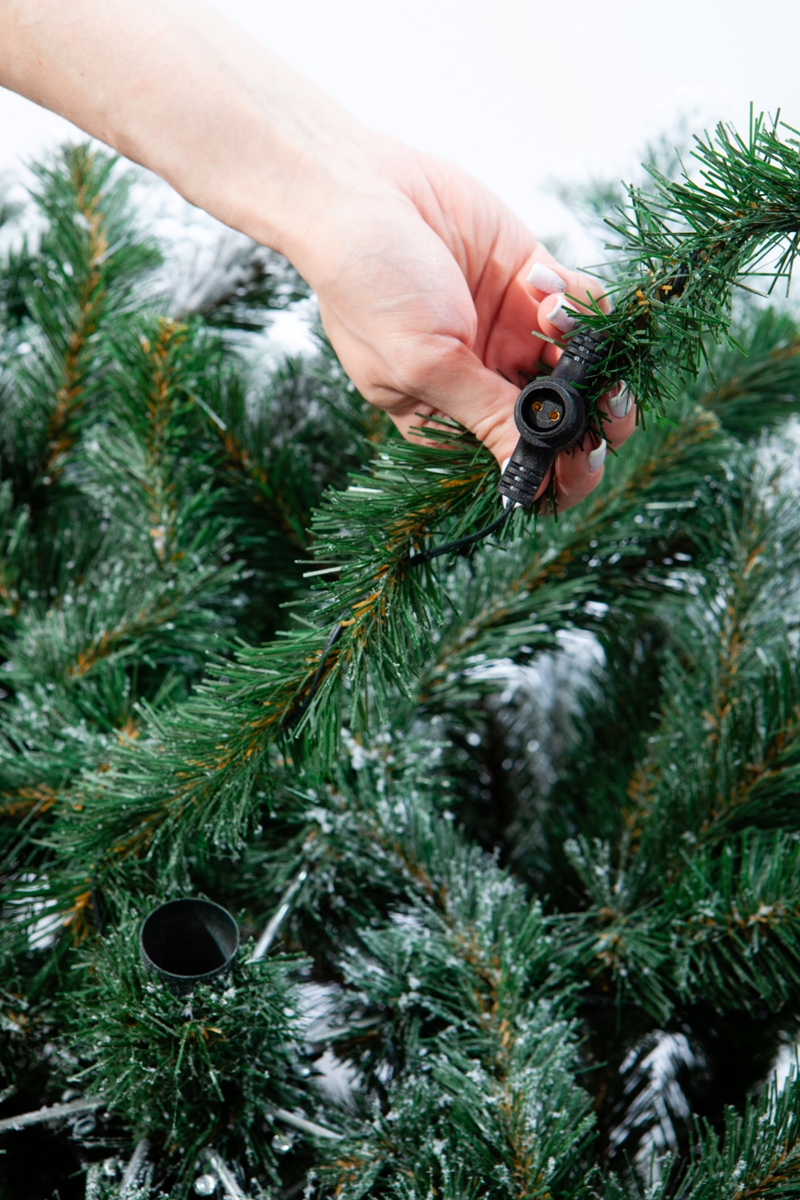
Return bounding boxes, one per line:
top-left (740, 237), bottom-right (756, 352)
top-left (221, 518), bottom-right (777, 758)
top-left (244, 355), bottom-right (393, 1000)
top-left (498, 327), bottom-right (609, 508)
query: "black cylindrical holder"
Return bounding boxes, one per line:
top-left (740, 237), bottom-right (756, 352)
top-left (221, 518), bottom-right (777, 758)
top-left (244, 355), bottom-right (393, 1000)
top-left (498, 327), bottom-right (609, 508)
top-left (140, 898), bottom-right (239, 995)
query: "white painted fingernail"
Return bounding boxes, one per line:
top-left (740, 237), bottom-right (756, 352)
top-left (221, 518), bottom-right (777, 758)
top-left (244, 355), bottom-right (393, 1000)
top-left (609, 388), bottom-right (632, 418)
top-left (526, 263), bottom-right (567, 295)
top-left (587, 440), bottom-right (607, 473)
top-left (501, 457), bottom-right (511, 473)
top-left (545, 296), bottom-right (579, 333)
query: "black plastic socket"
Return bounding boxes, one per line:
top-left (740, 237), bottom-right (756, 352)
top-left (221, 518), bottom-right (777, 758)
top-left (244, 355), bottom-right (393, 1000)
top-left (140, 897), bottom-right (239, 995)
top-left (498, 327), bottom-right (608, 508)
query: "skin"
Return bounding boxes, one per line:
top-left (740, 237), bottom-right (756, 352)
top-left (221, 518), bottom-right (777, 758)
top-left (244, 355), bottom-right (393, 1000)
top-left (0, 0), bottom-right (636, 508)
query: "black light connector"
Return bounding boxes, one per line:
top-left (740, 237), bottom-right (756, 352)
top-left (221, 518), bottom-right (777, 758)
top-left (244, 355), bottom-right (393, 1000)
top-left (497, 326), bottom-right (609, 509)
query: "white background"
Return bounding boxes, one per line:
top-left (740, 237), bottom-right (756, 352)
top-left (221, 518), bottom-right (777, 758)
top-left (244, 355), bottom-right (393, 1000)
top-left (1, 0), bottom-right (799, 264)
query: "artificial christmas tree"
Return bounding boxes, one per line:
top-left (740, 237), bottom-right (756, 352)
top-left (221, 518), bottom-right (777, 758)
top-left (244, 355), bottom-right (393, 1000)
top-left (4, 115), bottom-right (800, 1198)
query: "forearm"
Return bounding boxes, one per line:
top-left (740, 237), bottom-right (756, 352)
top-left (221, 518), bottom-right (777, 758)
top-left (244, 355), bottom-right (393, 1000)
top-left (0, 0), bottom-right (633, 500)
top-left (0, 0), bottom-right (374, 265)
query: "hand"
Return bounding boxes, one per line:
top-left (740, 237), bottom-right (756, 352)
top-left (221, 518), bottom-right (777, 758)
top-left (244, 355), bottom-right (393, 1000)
top-left (292, 138), bottom-right (636, 510)
top-left (0, 0), bottom-right (635, 513)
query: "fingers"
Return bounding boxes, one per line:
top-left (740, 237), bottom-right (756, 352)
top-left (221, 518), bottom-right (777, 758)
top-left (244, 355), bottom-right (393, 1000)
top-left (524, 249), bottom-right (611, 368)
top-left (551, 388), bottom-right (638, 509)
top-left (514, 253), bottom-right (635, 509)
top-left (374, 255), bottom-right (635, 511)
top-left (386, 332), bottom-right (638, 514)
top-left (525, 246), bottom-right (611, 314)
top-left (385, 337), bottom-right (521, 461)
top-left (551, 435), bottom-right (607, 509)
top-left (599, 386), bottom-right (636, 448)
top-left (481, 248), bottom-right (611, 383)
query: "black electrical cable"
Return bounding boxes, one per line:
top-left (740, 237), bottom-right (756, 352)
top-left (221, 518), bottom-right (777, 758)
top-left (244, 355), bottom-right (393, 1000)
top-left (408, 507), bottom-right (512, 565)
top-left (288, 620), bottom-right (346, 725)
top-left (285, 505), bottom-right (513, 727)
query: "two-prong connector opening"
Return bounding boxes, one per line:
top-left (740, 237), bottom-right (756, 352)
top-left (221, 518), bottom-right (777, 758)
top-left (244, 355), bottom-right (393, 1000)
top-left (498, 326), bottom-right (609, 509)
top-left (497, 378), bottom-right (587, 509)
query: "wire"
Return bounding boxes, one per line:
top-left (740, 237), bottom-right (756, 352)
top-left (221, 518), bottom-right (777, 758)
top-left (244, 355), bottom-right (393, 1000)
top-left (287, 621), bottom-right (345, 726)
top-left (408, 508), bottom-right (512, 565)
top-left (286, 505), bottom-right (512, 725)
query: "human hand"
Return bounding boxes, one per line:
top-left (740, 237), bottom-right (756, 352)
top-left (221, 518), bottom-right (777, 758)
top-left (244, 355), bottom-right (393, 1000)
top-left (0, 0), bottom-right (634, 513)
top-left (290, 139), bottom-right (636, 511)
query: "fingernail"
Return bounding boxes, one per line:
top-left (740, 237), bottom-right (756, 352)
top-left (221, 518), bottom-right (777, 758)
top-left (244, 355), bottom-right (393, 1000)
top-left (501, 457), bottom-right (511, 473)
top-left (545, 296), bottom-right (579, 333)
top-left (587, 440), bottom-right (607, 473)
top-left (526, 263), bottom-right (567, 295)
top-left (609, 388), bottom-right (632, 418)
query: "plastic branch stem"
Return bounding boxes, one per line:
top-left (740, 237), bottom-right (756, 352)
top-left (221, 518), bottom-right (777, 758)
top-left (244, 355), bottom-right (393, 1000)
top-left (120, 1139), bottom-right (151, 1197)
top-left (249, 865), bottom-right (310, 962)
top-left (0, 1097), bottom-right (102, 1133)
top-left (205, 1150), bottom-right (250, 1200)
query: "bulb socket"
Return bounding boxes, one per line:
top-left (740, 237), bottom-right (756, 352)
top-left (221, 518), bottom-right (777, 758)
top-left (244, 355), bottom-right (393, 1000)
top-left (514, 379), bottom-right (586, 448)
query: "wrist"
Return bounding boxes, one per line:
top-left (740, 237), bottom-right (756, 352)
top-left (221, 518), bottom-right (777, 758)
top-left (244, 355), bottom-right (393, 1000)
top-left (244, 108), bottom-right (386, 268)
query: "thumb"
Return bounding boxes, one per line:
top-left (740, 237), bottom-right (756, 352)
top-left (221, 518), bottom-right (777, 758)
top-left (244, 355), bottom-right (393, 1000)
top-left (385, 334), bottom-right (522, 466)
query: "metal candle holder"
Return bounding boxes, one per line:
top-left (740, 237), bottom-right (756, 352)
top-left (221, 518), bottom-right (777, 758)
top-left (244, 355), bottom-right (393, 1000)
top-left (140, 898), bottom-right (239, 995)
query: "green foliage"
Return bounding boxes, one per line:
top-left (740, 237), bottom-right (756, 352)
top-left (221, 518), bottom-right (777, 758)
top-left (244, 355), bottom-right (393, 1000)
top-left (581, 112), bottom-right (800, 418)
top-left (179, 237), bottom-right (310, 334)
top-left (67, 909), bottom-right (306, 1187)
top-left (596, 1072), bottom-right (800, 1199)
top-left (321, 1006), bottom-right (594, 1200)
top-left (4, 119), bottom-right (800, 1200)
top-left (696, 305), bottom-right (800, 437)
top-left (4, 145), bottom-right (160, 490)
top-left (322, 837), bottom-right (595, 1198)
